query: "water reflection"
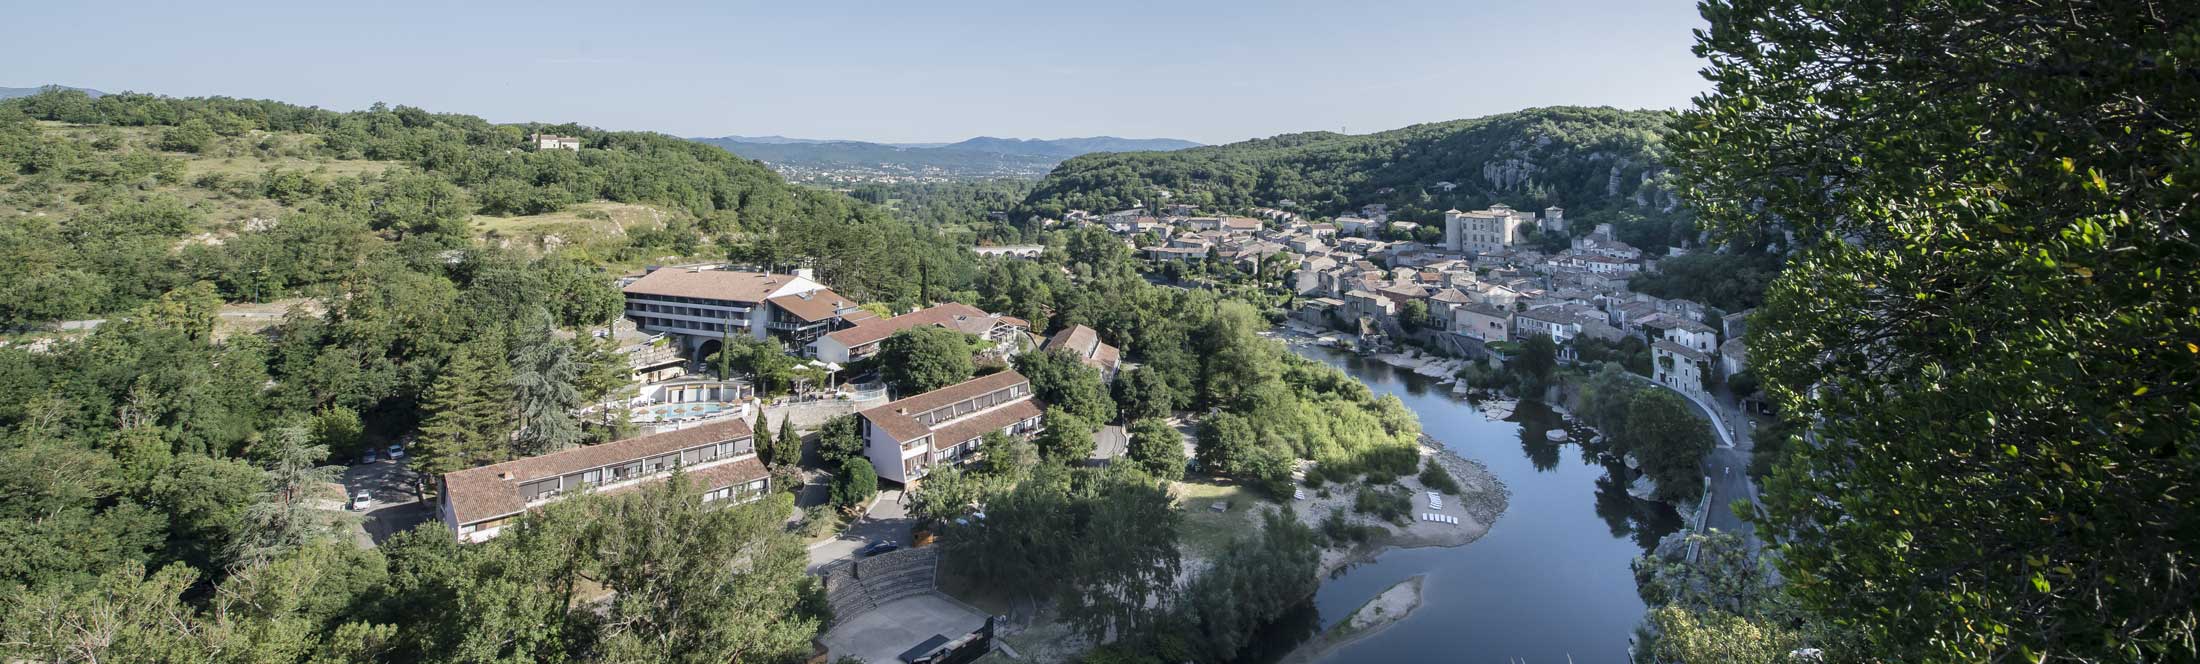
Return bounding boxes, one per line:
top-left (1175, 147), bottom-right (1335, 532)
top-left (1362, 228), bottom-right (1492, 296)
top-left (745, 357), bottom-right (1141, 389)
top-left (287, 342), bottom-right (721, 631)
top-left (1592, 469), bottom-right (1685, 553)
top-left (1280, 345), bottom-right (1682, 662)
top-left (1510, 400), bottom-right (1592, 472)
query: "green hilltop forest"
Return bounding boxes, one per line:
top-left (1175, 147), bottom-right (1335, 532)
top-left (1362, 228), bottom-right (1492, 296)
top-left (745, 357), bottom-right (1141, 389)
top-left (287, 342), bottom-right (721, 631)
top-left (0, 89), bottom-right (982, 327)
top-left (1021, 106), bottom-right (1681, 229)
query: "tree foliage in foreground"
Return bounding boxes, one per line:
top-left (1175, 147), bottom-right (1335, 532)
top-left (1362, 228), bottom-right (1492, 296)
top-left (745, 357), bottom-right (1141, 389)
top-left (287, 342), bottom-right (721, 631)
top-left (1677, 1), bottom-right (2200, 659)
top-left (878, 326), bottom-right (977, 396)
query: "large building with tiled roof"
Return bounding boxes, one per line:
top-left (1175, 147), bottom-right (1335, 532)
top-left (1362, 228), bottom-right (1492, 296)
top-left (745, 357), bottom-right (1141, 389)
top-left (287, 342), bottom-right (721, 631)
top-left (811, 303), bottom-right (1031, 365)
top-left (1040, 324), bottom-right (1120, 383)
top-left (621, 266), bottom-right (860, 358)
top-left (437, 418), bottom-right (767, 542)
top-left (857, 371), bottom-right (1044, 485)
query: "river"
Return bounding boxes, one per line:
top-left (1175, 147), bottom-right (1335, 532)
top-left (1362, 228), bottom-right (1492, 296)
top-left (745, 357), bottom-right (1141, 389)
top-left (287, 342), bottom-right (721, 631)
top-left (1284, 345), bottom-right (1681, 663)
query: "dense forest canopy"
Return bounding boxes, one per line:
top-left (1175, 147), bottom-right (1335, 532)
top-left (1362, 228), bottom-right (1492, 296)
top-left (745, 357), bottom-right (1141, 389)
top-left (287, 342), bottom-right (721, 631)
top-left (1677, 0), bottom-right (2199, 660)
top-left (1021, 106), bottom-right (1682, 228)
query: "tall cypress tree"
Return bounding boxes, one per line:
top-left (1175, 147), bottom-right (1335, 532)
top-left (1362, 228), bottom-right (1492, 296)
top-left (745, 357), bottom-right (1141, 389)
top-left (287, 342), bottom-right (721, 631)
top-left (771, 417), bottom-right (801, 467)
top-left (752, 410), bottom-right (772, 462)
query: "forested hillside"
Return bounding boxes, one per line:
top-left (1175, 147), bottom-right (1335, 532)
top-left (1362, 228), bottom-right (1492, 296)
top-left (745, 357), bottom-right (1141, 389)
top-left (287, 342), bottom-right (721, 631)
top-left (0, 89), bottom-right (978, 326)
top-left (1022, 106), bottom-right (1679, 228)
top-left (0, 88), bottom-right (882, 661)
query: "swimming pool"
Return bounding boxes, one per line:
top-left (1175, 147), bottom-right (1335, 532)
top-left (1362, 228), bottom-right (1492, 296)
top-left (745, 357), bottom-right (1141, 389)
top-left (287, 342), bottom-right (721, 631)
top-left (630, 401), bottom-right (739, 424)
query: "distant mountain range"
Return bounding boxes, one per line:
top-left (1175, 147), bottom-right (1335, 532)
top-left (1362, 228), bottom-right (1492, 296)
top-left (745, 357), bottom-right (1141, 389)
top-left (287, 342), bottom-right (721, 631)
top-left (691, 134), bottom-right (1201, 179)
top-left (0, 85), bottom-right (106, 100)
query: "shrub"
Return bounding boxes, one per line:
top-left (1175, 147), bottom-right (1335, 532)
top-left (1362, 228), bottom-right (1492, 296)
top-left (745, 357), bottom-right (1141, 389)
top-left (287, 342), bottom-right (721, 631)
top-left (1419, 459), bottom-right (1462, 495)
top-left (1301, 465), bottom-right (1327, 488)
top-left (796, 505), bottom-right (843, 539)
top-left (832, 458), bottom-right (878, 512)
top-left (1319, 506), bottom-right (1383, 548)
top-left (1353, 485), bottom-right (1412, 525)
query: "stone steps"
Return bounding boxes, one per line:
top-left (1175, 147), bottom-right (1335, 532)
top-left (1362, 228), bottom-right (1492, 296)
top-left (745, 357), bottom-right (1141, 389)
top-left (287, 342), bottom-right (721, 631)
top-left (823, 547), bottom-right (942, 627)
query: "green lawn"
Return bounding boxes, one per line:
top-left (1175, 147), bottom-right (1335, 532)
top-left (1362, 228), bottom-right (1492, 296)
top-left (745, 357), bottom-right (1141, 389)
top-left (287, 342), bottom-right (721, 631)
top-left (1172, 480), bottom-right (1269, 560)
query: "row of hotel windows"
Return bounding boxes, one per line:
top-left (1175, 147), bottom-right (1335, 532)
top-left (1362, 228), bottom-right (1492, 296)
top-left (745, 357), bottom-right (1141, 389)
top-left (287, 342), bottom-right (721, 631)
top-left (629, 302), bottom-right (746, 319)
top-left (636, 317), bottom-right (746, 334)
top-left (517, 438), bottom-right (754, 502)
top-left (912, 384), bottom-right (1027, 427)
top-left (929, 417), bottom-right (1041, 461)
top-left (702, 479), bottom-right (769, 503)
top-left (463, 475), bottom-right (767, 535)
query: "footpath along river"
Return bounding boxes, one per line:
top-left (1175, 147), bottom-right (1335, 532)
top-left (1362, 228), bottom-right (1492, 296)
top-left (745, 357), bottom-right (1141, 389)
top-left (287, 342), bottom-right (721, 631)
top-left (1277, 345), bottom-right (1682, 663)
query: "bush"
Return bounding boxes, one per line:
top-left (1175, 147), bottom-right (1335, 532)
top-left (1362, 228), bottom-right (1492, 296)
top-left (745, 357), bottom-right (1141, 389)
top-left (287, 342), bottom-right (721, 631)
top-left (1419, 459), bottom-right (1462, 495)
top-left (832, 458), bottom-right (878, 511)
top-left (1319, 506), bottom-right (1383, 548)
top-left (796, 505), bottom-right (843, 539)
top-left (1353, 485), bottom-right (1412, 525)
top-left (1357, 444), bottom-right (1421, 479)
top-left (1301, 465), bottom-right (1327, 488)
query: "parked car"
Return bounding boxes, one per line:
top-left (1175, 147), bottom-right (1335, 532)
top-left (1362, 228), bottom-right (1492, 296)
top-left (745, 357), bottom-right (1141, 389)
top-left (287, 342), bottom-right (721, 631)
top-left (362, 450), bottom-right (379, 464)
top-left (386, 444), bottom-right (405, 460)
top-left (857, 541), bottom-right (900, 558)
top-left (351, 490), bottom-right (373, 511)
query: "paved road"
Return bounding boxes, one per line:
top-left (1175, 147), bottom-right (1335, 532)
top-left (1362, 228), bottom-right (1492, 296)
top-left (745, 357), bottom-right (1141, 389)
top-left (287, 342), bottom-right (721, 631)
top-left (341, 456), bottom-right (431, 546)
top-left (1091, 425), bottom-right (1128, 461)
top-left (807, 489), bottom-right (915, 572)
top-left (1627, 374), bottom-right (1763, 552)
top-left (1703, 446), bottom-right (1753, 536)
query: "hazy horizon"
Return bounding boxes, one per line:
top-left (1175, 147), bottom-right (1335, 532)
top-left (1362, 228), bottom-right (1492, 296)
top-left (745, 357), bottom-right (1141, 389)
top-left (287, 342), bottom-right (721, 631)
top-left (3, 0), bottom-right (1709, 145)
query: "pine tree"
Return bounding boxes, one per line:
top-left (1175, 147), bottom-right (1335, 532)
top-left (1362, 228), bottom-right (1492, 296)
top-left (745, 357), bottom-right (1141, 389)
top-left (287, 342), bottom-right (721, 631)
top-left (770, 417), bottom-right (801, 467)
top-left (415, 343), bottom-right (511, 479)
top-left (510, 312), bottom-right (584, 456)
top-left (228, 425), bottom-right (342, 568)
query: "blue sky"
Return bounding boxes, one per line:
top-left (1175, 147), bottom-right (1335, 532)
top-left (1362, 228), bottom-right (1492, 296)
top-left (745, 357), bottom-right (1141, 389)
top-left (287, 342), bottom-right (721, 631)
top-left (4, 0), bottom-right (1709, 144)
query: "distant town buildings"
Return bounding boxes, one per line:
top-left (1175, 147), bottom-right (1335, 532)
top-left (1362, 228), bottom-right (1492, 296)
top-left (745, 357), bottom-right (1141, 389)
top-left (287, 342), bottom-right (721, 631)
top-left (972, 245), bottom-right (1045, 259)
top-left (530, 133), bottom-right (582, 151)
top-left (1443, 205), bottom-right (1537, 254)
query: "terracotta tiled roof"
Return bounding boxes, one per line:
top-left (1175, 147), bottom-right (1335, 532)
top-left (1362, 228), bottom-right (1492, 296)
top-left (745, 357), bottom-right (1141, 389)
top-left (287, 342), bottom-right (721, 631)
top-left (931, 398), bottom-right (1043, 448)
top-left (1042, 325), bottom-right (1119, 373)
top-left (441, 418), bottom-right (753, 526)
top-left (860, 371), bottom-right (1033, 442)
top-left (767, 289), bottom-right (850, 323)
top-left (623, 269), bottom-right (812, 303)
top-left (824, 303), bottom-right (1028, 349)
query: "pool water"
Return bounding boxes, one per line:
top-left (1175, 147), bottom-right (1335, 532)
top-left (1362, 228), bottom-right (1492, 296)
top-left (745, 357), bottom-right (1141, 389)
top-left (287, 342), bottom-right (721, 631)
top-left (631, 401), bottom-right (736, 423)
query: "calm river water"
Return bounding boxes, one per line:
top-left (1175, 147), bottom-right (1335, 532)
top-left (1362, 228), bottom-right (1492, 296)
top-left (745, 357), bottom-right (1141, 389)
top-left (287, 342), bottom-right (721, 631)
top-left (1282, 345), bottom-right (1681, 663)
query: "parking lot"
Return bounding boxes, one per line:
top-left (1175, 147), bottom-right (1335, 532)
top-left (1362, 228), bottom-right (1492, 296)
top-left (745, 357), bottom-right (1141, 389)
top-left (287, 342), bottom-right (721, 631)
top-left (341, 452), bottom-right (433, 546)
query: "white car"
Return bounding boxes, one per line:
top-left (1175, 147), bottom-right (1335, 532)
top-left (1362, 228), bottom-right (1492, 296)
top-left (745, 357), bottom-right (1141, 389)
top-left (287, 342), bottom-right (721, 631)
top-left (386, 444), bottom-right (406, 460)
top-left (351, 490), bottom-right (373, 511)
